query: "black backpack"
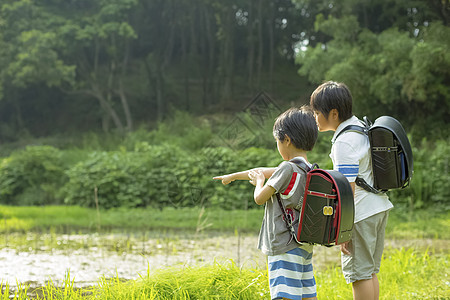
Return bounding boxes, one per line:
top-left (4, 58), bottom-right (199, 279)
top-left (336, 116), bottom-right (413, 193)
top-left (276, 159), bottom-right (354, 246)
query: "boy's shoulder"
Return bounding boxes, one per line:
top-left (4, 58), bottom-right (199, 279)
top-left (332, 116), bottom-right (367, 145)
top-left (268, 159), bottom-right (309, 197)
top-left (274, 160), bottom-right (294, 175)
top-left (273, 159), bottom-right (311, 179)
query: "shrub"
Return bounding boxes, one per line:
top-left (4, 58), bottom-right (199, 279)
top-left (61, 145), bottom-right (280, 210)
top-left (63, 149), bottom-right (157, 209)
top-left (1, 116), bottom-right (448, 210)
top-left (389, 138), bottom-right (450, 209)
top-left (0, 146), bottom-right (67, 205)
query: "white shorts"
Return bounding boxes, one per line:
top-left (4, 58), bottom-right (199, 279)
top-left (341, 210), bottom-right (390, 283)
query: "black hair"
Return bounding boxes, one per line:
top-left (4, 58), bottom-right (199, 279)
top-left (273, 106), bottom-right (318, 151)
top-left (310, 81), bottom-right (353, 122)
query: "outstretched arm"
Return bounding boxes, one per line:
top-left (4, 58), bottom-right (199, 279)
top-left (249, 170), bottom-right (276, 205)
top-left (213, 167), bottom-right (276, 185)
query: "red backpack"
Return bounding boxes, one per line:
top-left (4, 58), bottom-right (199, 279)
top-left (276, 159), bottom-right (354, 246)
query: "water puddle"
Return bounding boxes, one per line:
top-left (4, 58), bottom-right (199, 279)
top-left (1, 232), bottom-right (447, 290)
top-left (0, 232), bottom-right (267, 289)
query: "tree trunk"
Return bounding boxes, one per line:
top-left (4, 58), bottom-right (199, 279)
top-left (155, 60), bottom-right (165, 122)
top-left (257, 0), bottom-right (263, 87)
top-left (247, 0), bottom-right (255, 90)
top-left (202, 3), bottom-right (216, 108)
top-left (91, 85), bottom-right (125, 133)
top-left (118, 41), bottom-right (133, 131)
top-left (220, 5), bottom-right (235, 102)
top-left (181, 20), bottom-right (190, 111)
top-left (117, 79), bottom-right (133, 131)
top-left (145, 56), bottom-right (165, 122)
top-left (268, 1), bottom-right (274, 91)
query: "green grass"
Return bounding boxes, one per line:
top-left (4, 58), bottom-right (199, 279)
top-left (386, 208), bottom-right (450, 240)
top-left (316, 247), bottom-right (450, 299)
top-left (0, 205), bottom-right (449, 240)
top-left (0, 205), bottom-right (449, 299)
top-left (1, 248), bottom-right (448, 299)
top-left (0, 205), bottom-right (264, 234)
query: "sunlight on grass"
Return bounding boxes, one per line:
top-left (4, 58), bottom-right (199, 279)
top-left (0, 217), bottom-right (33, 232)
top-left (1, 248), bottom-right (448, 299)
top-left (315, 247), bottom-right (449, 299)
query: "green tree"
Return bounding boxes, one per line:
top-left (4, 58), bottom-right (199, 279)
top-left (57, 0), bottom-right (139, 133)
top-left (295, 4), bottom-right (450, 136)
top-left (0, 0), bottom-right (76, 137)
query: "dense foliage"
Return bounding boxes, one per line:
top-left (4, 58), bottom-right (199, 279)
top-left (61, 145), bottom-right (283, 210)
top-left (0, 146), bottom-right (67, 205)
top-left (0, 1), bottom-right (448, 211)
top-left (297, 16), bottom-right (450, 137)
top-left (0, 113), bottom-right (448, 210)
top-left (0, 0), bottom-right (448, 140)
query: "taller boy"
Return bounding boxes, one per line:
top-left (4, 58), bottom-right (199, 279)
top-left (310, 81), bottom-right (393, 300)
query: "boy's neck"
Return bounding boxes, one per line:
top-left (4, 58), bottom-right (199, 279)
top-left (285, 150), bottom-right (308, 162)
top-left (329, 118), bottom-right (343, 132)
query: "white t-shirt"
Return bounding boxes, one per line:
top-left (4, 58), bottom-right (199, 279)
top-left (330, 116), bottom-right (393, 223)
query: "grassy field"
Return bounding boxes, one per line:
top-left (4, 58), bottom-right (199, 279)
top-left (0, 205), bottom-right (263, 234)
top-left (0, 205), bottom-right (449, 239)
top-left (0, 205), bottom-right (449, 299)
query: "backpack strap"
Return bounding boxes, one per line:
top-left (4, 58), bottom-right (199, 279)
top-left (275, 158), bottom-right (314, 245)
top-left (275, 193), bottom-right (300, 245)
top-left (289, 158), bottom-right (316, 209)
top-left (289, 157), bottom-right (312, 173)
top-left (335, 124), bottom-right (367, 140)
top-left (335, 116), bottom-right (372, 140)
top-left (333, 120), bottom-right (383, 194)
top-left (355, 177), bottom-right (382, 194)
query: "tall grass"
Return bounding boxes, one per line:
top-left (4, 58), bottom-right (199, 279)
top-left (1, 248), bottom-right (448, 299)
top-left (316, 247), bottom-right (450, 299)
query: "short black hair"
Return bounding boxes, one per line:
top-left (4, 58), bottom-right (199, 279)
top-left (273, 106), bottom-right (318, 151)
top-left (310, 81), bottom-right (353, 122)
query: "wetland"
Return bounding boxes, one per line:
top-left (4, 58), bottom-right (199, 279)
top-left (0, 206), bottom-right (448, 299)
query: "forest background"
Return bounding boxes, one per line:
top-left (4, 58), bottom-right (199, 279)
top-left (0, 0), bottom-right (449, 212)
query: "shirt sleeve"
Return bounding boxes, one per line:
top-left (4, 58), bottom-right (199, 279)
top-left (266, 161), bottom-right (293, 194)
top-left (332, 140), bottom-right (360, 182)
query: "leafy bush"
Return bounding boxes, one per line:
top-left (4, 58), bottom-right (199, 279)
top-left (1, 114), bottom-right (448, 211)
top-left (389, 138), bottom-right (450, 209)
top-left (62, 146), bottom-right (168, 209)
top-left (61, 144), bottom-right (281, 210)
top-left (0, 146), bottom-right (67, 205)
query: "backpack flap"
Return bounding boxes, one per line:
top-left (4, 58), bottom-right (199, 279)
top-left (297, 169), bottom-right (354, 246)
top-left (327, 170), bottom-right (354, 244)
top-left (369, 116), bottom-right (413, 190)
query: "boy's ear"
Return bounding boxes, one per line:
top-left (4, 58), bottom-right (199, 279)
top-left (284, 134), bottom-right (291, 145)
top-left (330, 109), bottom-right (339, 121)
